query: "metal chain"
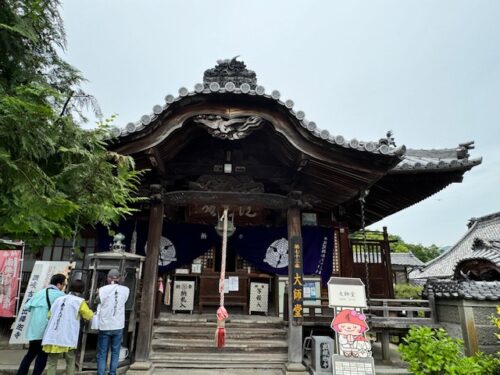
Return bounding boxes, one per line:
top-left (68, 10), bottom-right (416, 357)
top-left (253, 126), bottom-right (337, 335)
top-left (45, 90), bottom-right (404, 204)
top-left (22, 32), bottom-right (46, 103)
top-left (359, 191), bottom-right (371, 303)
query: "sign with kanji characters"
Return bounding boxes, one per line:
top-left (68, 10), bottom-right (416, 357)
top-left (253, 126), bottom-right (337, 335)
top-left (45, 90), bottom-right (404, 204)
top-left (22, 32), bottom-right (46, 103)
top-left (0, 250), bottom-right (22, 317)
top-left (10, 261), bottom-right (71, 344)
top-left (327, 277), bottom-right (367, 308)
top-left (172, 280), bottom-right (195, 312)
top-left (249, 282), bottom-right (269, 314)
top-left (328, 277), bottom-right (375, 374)
top-left (290, 236), bottom-right (303, 324)
top-left (187, 204), bottom-right (265, 225)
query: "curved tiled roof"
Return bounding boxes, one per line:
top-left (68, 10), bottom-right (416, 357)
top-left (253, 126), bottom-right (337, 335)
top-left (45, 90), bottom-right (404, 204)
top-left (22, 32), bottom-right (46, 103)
top-left (109, 81), bottom-right (406, 157)
top-left (109, 58), bottom-right (406, 158)
top-left (411, 212), bottom-right (500, 280)
top-left (390, 252), bottom-right (424, 267)
top-left (457, 238), bottom-right (500, 270)
top-left (392, 143), bottom-right (482, 173)
top-left (109, 59), bottom-right (480, 175)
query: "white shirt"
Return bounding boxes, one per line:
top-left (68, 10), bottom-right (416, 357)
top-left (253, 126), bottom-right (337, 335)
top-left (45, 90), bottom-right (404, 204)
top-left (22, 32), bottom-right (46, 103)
top-left (97, 283), bottom-right (130, 331)
top-left (42, 294), bottom-right (84, 348)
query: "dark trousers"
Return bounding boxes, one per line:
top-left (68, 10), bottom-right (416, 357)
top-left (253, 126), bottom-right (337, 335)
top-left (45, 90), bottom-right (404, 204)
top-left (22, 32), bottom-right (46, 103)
top-left (17, 339), bottom-right (48, 375)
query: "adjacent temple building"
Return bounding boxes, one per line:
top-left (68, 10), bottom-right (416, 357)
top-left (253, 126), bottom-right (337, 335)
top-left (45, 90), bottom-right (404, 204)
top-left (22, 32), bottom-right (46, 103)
top-left (39, 58), bottom-right (482, 373)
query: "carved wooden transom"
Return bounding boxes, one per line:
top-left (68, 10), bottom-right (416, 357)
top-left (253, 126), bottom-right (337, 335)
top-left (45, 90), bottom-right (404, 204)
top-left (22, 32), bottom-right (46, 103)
top-left (193, 114), bottom-right (263, 140)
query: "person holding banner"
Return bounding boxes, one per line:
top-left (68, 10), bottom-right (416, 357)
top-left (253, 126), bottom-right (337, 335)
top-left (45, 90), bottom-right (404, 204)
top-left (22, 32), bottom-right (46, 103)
top-left (17, 274), bottom-right (66, 375)
top-left (42, 279), bottom-right (93, 375)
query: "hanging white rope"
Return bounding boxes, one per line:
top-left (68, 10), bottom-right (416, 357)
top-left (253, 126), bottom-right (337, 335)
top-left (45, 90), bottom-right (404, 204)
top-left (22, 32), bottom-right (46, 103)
top-left (215, 207), bottom-right (229, 348)
top-left (219, 207), bottom-right (228, 306)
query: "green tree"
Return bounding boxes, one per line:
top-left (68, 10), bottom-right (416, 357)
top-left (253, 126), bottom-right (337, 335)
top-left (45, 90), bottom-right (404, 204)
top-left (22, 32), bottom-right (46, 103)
top-left (0, 0), bottom-right (143, 249)
top-left (406, 243), bottom-right (441, 263)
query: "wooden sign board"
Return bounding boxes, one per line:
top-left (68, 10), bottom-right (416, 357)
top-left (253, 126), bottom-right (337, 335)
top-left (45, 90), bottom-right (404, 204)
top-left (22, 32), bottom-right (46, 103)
top-left (187, 204), bottom-right (265, 225)
top-left (327, 277), bottom-right (367, 308)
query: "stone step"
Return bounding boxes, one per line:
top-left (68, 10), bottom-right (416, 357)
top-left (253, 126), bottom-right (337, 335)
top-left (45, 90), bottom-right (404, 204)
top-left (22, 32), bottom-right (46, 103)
top-left (153, 369), bottom-right (284, 375)
top-left (152, 338), bottom-right (288, 353)
top-left (153, 326), bottom-right (287, 340)
top-left (151, 314), bottom-right (289, 372)
top-left (150, 352), bottom-right (288, 364)
top-left (154, 317), bottom-right (286, 329)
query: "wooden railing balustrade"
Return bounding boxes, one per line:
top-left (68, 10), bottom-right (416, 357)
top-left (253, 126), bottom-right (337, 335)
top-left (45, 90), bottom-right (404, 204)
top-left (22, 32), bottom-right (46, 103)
top-left (302, 296), bottom-right (439, 362)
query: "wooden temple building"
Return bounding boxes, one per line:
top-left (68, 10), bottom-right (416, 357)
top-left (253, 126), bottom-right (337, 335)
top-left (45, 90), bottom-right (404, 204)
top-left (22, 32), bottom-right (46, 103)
top-left (90, 58), bottom-right (481, 373)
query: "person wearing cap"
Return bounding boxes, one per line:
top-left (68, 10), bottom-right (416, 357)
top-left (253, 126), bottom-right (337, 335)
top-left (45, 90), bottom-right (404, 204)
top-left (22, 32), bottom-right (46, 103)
top-left (95, 269), bottom-right (130, 375)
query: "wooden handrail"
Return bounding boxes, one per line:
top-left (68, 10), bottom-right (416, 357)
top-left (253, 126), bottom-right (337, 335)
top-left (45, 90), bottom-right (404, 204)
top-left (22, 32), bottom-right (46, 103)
top-left (303, 297), bottom-right (437, 325)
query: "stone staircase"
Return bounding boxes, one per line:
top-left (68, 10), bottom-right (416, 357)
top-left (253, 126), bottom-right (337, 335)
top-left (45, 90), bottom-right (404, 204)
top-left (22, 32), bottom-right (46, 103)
top-left (150, 313), bottom-right (288, 374)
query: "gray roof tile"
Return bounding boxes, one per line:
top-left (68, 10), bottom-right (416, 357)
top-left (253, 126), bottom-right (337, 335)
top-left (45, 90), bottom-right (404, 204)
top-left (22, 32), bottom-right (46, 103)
top-left (390, 252), bottom-right (425, 267)
top-left (424, 280), bottom-right (500, 300)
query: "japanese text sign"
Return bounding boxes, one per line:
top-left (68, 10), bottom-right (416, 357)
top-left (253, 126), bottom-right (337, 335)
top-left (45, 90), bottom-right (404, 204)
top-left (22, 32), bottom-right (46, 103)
top-left (327, 277), bottom-right (367, 308)
top-left (290, 235), bottom-right (303, 324)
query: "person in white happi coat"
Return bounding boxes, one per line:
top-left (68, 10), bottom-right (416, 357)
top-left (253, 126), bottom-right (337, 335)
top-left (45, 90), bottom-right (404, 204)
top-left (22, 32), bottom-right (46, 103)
top-left (95, 268), bottom-right (130, 375)
top-left (42, 279), bottom-right (93, 375)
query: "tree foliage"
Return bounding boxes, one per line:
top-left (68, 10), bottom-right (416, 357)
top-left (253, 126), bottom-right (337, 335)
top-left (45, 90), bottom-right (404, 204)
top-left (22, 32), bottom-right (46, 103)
top-left (0, 0), bottom-right (143, 249)
top-left (351, 230), bottom-right (441, 263)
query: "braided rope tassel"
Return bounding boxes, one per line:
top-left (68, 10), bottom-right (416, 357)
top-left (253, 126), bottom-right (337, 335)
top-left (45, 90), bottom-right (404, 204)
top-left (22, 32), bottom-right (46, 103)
top-left (215, 208), bottom-right (229, 348)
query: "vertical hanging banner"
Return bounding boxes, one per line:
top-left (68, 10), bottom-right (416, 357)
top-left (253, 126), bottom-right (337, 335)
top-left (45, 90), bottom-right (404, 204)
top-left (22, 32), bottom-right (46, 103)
top-left (0, 250), bottom-right (22, 317)
top-left (9, 261), bottom-right (72, 345)
top-left (290, 235), bottom-right (303, 325)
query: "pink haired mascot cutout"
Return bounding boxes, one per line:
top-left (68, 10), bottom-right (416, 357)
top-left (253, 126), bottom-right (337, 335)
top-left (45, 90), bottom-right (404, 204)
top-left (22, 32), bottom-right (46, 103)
top-left (331, 309), bottom-right (372, 358)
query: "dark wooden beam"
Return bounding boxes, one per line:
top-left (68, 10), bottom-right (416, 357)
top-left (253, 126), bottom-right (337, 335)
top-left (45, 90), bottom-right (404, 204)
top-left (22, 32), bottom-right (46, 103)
top-left (166, 162), bottom-right (290, 179)
top-left (163, 190), bottom-right (294, 209)
top-left (135, 186), bottom-right (164, 361)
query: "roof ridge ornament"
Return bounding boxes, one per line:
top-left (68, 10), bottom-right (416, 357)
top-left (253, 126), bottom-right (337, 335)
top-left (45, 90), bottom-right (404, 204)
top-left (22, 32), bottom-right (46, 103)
top-left (203, 56), bottom-right (257, 89)
top-left (379, 130), bottom-right (396, 147)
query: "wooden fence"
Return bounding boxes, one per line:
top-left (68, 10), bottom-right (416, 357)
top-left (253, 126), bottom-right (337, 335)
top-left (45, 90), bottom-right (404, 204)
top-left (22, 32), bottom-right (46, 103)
top-left (302, 297), bottom-right (440, 361)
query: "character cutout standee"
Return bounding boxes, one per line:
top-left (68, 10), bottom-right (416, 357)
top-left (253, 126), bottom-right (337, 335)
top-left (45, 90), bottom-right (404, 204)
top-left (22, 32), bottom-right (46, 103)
top-left (331, 308), bottom-right (372, 358)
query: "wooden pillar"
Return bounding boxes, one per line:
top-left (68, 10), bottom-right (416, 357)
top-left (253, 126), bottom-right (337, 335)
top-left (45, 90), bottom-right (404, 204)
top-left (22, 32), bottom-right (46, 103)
top-left (382, 226), bottom-right (395, 299)
top-left (337, 223), bottom-right (353, 277)
top-left (286, 205), bottom-right (306, 372)
top-left (135, 187), bottom-right (164, 362)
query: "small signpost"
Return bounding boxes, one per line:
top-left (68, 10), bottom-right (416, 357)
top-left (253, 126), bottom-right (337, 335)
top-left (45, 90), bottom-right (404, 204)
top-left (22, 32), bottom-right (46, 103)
top-left (327, 277), bottom-right (376, 375)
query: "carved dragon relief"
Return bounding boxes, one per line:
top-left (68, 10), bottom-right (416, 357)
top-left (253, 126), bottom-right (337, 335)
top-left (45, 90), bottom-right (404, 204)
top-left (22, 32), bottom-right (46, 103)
top-left (193, 114), bottom-right (263, 140)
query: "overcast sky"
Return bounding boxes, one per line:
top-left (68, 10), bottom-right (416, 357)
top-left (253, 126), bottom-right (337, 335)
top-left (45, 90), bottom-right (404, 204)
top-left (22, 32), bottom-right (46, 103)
top-left (61, 0), bottom-right (500, 248)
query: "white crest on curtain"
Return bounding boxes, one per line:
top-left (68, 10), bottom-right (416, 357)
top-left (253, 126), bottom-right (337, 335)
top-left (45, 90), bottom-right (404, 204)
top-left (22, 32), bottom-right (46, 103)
top-left (263, 238), bottom-right (288, 268)
top-left (145, 236), bottom-right (177, 266)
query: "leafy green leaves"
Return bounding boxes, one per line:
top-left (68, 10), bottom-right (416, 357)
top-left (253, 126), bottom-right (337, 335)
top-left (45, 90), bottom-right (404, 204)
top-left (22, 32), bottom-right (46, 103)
top-left (0, 0), bottom-right (143, 250)
top-left (398, 327), bottom-right (500, 374)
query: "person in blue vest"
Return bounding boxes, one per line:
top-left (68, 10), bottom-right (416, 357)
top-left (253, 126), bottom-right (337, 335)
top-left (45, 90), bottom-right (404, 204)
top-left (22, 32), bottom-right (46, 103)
top-left (17, 273), bottom-right (66, 375)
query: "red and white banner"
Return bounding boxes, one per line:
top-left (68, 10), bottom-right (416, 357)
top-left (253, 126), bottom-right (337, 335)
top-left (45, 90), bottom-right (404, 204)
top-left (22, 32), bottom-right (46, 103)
top-left (0, 250), bottom-right (22, 317)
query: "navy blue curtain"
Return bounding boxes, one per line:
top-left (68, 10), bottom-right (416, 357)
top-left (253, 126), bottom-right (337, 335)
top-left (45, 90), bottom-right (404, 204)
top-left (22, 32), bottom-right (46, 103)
top-left (230, 225), bottom-right (333, 282)
top-left (97, 222), bottom-right (333, 282)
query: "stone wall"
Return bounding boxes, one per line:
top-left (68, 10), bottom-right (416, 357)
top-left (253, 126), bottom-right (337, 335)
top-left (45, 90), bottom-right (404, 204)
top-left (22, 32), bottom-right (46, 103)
top-left (435, 298), bottom-right (499, 355)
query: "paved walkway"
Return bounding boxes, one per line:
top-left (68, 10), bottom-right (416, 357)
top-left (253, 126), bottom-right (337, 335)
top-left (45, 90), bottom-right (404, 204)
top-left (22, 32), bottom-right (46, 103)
top-left (0, 346), bottom-right (409, 374)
